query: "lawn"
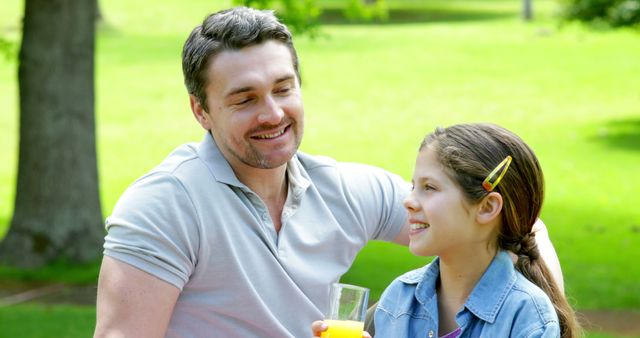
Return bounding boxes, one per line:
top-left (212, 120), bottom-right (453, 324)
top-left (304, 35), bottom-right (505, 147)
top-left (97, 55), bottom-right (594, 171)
top-left (1, 0), bottom-right (639, 337)
top-left (0, 304), bottom-right (95, 337)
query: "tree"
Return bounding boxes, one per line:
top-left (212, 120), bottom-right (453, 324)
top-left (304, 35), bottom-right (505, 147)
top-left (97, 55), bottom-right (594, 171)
top-left (0, 36), bottom-right (17, 61)
top-left (233, 0), bottom-right (322, 36)
top-left (233, 0), bottom-right (391, 35)
top-left (522, 0), bottom-right (533, 21)
top-left (96, 0), bottom-right (103, 22)
top-left (344, 0), bottom-right (388, 22)
top-left (0, 0), bottom-right (103, 268)
top-left (562, 0), bottom-right (640, 27)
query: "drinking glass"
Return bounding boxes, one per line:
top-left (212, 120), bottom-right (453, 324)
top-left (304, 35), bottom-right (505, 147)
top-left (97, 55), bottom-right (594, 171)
top-left (321, 283), bottom-right (370, 338)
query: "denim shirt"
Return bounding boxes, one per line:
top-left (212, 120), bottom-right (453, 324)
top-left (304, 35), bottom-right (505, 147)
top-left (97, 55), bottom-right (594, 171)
top-left (374, 251), bottom-right (560, 338)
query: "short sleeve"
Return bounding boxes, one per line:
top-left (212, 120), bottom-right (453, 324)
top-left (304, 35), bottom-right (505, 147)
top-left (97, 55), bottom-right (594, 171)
top-left (103, 173), bottom-right (200, 290)
top-left (337, 163), bottom-right (410, 242)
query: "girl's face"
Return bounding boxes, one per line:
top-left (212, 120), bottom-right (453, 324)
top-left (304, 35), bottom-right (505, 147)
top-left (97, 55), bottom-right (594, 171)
top-left (404, 147), bottom-right (489, 258)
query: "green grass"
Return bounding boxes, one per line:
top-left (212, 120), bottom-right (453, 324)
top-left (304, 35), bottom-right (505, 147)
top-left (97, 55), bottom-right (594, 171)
top-left (0, 304), bottom-right (95, 337)
top-left (0, 305), bottom-right (631, 338)
top-left (0, 260), bottom-right (100, 285)
top-left (1, 0), bottom-right (639, 337)
top-left (587, 334), bottom-right (636, 338)
top-left (0, 305), bottom-right (629, 338)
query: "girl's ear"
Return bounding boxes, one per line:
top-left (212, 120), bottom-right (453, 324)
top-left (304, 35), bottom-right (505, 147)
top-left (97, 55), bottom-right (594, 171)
top-left (476, 192), bottom-right (503, 225)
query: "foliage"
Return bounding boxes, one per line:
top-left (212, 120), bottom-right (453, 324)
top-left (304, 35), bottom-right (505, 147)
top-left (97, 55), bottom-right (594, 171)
top-left (562, 0), bottom-right (640, 28)
top-left (232, 0), bottom-right (322, 36)
top-left (343, 0), bottom-right (389, 22)
top-left (609, 0), bottom-right (640, 26)
top-left (0, 36), bottom-right (17, 61)
top-left (232, 0), bottom-right (392, 35)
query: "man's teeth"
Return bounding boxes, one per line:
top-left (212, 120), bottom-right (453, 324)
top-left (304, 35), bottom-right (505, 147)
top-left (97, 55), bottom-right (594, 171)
top-left (255, 129), bottom-right (285, 139)
top-left (410, 223), bottom-right (430, 230)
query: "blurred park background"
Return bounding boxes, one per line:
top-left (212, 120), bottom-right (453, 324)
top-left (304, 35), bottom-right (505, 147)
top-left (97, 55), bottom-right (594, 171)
top-left (0, 0), bottom-right (639, 337)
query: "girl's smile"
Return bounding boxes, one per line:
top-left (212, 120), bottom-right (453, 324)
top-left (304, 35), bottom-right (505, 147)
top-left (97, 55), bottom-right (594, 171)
top-left (404, 146), bottom-right (488, 258)
top-left (408, 219), bottom-right (430, 236)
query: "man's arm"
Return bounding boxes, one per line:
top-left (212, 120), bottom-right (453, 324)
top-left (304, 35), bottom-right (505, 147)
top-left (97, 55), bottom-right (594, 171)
top-left (94, 256), bottom-right (180, 338)
top-left (533, 218), bottom-right (565, 293)
top-left (391, 221), bottom-right (410, 245)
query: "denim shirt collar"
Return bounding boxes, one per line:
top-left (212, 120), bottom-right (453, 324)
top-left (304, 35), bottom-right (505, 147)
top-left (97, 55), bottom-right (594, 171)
top-left (398, 260), bottom-right (438, 316)
top-left (464, 251), bottom-right (517, 323)
top-left (400, 251), bottom-right (517, 324)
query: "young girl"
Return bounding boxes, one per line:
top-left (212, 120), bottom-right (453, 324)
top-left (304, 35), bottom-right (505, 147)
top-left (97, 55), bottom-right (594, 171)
top-left (372, 123), bottom-right (581, 338)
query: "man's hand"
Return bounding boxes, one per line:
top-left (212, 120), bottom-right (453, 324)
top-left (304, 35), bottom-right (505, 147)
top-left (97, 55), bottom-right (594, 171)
top-left (311, 320), bottom-right (372, 338)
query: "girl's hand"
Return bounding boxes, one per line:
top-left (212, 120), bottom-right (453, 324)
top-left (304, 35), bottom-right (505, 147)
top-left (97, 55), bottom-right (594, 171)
top-left (311, 320), bottom-right (372, 338)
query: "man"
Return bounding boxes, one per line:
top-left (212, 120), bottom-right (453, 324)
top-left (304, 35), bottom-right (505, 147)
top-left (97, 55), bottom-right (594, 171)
top-left (94, 7), bottom-right (562, 338)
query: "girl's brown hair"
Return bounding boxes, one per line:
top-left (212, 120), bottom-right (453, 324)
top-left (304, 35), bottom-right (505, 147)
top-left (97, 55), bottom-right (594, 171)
top-left (422, 123), bottom-right (581, 338)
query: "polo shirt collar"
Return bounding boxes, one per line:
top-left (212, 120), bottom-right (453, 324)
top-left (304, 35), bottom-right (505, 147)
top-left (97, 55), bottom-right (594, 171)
top-left (286, 153), bottom-right (311, 198)
top-left (198, 132), bottom-right (245, 187)
top-left (197, 132), bottom-right (311, 194)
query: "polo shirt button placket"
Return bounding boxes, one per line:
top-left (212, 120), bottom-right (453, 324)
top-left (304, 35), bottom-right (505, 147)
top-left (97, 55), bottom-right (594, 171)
top-left (428, 330), bottom-right (434, 338)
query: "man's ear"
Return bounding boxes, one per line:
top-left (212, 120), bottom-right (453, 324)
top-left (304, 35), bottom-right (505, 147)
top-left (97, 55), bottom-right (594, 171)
top-left (190, 94), bottom-right (212, 130)
top-left (476, 192), bottom-right (503, 225)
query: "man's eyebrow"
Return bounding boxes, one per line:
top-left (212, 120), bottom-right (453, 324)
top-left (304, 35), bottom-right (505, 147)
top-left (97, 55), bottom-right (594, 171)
top-left (225, 86), bottom-right (253, 98)
top-left (224, 75), bottom-right (296, 98)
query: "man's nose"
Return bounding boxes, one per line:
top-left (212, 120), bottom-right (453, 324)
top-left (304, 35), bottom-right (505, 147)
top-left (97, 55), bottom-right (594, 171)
top-left (257, 95), bottom-right (284, 125)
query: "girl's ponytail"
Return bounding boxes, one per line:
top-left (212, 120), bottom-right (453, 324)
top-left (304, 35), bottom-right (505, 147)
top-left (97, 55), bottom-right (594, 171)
top-left (513, 233), bottom-right (582, 338)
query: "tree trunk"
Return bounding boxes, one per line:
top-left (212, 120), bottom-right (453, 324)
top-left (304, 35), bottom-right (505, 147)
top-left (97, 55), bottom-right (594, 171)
top-left (0, 0), bottom-right (103, 268)
top-left (522, 0), bottom-right (533, 21)
top-left (96, 0), bottom-right (103, 22)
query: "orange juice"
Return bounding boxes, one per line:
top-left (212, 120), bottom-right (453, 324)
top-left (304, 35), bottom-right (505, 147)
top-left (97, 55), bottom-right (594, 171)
top-left (320, 319), bottom-right (364, 338)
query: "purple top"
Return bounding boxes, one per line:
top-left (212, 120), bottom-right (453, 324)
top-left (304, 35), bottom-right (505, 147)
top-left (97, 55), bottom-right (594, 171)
top-left (440, 327), bottom-right (462, 338)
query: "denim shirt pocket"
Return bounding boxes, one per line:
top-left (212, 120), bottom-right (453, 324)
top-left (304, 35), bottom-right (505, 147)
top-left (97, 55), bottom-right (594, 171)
top-left (376, 295), bottom-right (435, 338)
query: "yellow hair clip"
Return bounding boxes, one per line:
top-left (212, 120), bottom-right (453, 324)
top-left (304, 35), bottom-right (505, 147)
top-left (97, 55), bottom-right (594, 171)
top-left (482, 155), bottom-right (512, 192)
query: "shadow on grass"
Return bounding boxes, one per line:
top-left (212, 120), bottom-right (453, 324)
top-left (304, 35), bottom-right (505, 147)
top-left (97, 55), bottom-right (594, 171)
top-left (590, 118), bottom-right (640, 152)
top-left (0, 215), bottom-right (9, 241)
top-left (0, 259), bottom-right (101, 285)
top-left (319, 7), bottom-right (515, 25)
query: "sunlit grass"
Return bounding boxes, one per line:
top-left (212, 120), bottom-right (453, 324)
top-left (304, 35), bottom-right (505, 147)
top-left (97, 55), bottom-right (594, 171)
top-left (0, 2), bottom-right (638, 334)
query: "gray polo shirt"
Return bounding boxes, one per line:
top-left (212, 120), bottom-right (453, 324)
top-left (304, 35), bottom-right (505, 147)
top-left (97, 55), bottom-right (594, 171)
top-left (104, 133), bottom-right (408, 338)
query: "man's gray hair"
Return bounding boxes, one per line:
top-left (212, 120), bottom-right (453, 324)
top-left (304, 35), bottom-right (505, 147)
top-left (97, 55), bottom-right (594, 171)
top-left (182, 7), bottom-right (300, 110)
